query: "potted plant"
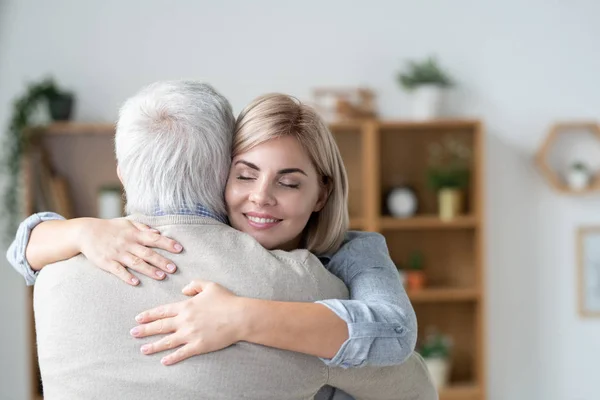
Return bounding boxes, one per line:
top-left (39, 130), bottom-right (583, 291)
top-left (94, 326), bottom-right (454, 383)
top-left (427, 135), bottom-right (472, 220)
top-left (419, 327), bottom-right (453, 389)
top-left (566, 161), bottom-right (592, 191)
top-left (397, 56), bottom-right (453, 120)
top-left (1, 77), bottom-right (75, 237)
top-left (405, 250), bottom-right (426, 291)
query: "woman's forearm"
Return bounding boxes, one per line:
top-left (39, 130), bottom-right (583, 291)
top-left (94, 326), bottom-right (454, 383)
top-left (239, 299), bottom-right (348, 359)
top-left (26, 218), bottom-right (89, 270)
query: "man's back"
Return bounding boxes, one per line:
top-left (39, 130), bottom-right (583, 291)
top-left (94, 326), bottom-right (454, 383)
top-left (34, 215), bottom-right (349, 400)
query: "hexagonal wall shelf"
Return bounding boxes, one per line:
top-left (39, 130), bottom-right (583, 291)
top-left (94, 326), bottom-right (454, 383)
top-left (535, 122), bottom-right (600, 194)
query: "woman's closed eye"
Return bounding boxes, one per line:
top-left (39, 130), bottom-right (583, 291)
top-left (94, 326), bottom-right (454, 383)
top-left (236, 175), bottom-right (255, 181)
top-left (279, 181), bottom-right (300, 189)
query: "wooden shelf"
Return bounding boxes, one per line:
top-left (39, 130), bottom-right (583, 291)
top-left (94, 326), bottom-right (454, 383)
top-left (328, 119), bottom-right (480, 132)
top-left (328, 120), bottom-right (368, 131)
top-left (380, 215), bottom-right (477, 230)
top-left (408, 288), bottom-right (480, 303)
top-left (331, 119), bottom-right (486, 399)
top-left (377, 119), bottom-right (480, 130)
top-left (534, 121), bottom-right (600, 195)
top-left (29, 122), bottom-right (115, 135)
top-left (439, 383), bottom-right (481, 400)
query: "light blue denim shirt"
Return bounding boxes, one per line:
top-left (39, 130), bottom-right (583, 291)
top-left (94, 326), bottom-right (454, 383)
top-left (7, 212), bottom-right (417, 371)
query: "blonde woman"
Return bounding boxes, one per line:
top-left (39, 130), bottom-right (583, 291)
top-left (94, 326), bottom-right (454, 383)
top-left (8, 94), bottom-right (416, 397)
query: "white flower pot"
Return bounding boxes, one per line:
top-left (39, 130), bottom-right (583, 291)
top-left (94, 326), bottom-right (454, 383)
top-left (424, 357), bottom-right (450, 389)
top-left (566, 169), bottom-right (591, 191)
top-left (410, 85), bottom-right (443, 120)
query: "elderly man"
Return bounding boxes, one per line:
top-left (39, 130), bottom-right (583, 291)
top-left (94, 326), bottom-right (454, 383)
top-left (16, 81), bottom-right (436, 399)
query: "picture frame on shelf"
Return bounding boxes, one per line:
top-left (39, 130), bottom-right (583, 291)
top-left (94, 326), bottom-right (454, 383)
top-left (577, 226), bottom-right (600, 317)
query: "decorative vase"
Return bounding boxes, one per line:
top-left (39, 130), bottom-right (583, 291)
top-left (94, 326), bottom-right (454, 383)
top-left (387, 186), bottom-right (418, 218)
top-left (566, 169), bottom-right (591, 191)
top-left (48, 92), bottom-right (74, 121)
top-left (406, 270), bottom-right (426, 291)
top-left (438, 188), bottom-right (463, 221)
top-left (424, 357), bottom-right (451, 389)
top-left (410, 85), bottom-right (443, 120)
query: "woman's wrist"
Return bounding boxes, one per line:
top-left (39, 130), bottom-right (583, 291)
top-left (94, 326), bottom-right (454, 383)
top-left (233, 297), bottom-right (255, 343)
top-left (73, 217), bottom-right (100, 254)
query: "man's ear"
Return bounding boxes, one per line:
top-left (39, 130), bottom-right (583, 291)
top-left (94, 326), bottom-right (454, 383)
top-left (116, 165), bottom-right (123, 185)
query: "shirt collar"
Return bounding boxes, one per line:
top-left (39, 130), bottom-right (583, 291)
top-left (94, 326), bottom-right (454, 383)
top-left (153, 204), bottom-right (228, 224)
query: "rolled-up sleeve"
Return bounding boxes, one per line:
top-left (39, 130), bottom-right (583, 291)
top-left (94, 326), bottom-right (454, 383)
top-left (316, 231), bottom-right (417, 368)
top-left (6, 212), bottom-right (66, 285)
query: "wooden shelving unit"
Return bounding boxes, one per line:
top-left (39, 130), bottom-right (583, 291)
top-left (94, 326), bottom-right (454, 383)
top-left (331, 119), bottom-right (486, 399)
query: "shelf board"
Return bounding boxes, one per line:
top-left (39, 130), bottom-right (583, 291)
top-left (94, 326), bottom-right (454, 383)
top-left (329, 118), bottom-right (479, 132)
top-left (380, 215), bottom-right (477, 230)
top-left (378, 119), bottom-right (479, 130)
top-left (30, 122), bottom-right (115, 135)
top-left (407, 287), bottom-right (480, 303)
top-left (328, 120), bottom-right (369, 131)
top-left (439, 382), bottom-right (481, 400)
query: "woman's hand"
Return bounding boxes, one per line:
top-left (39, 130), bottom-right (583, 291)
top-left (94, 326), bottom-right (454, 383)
top-left (78, 218), bottom-right (183, 285)
top-left (130, 279), bottom-right (244, 365)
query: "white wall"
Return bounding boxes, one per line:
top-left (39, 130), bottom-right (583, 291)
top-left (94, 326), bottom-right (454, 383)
top-left (1, 1), bottom-right (600, 399)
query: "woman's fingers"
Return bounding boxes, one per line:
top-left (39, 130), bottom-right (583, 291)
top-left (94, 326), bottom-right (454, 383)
top-left (131, 221), bottom-right (160, 233)
top-left (181, 279), bottom-right (211, 296)
top-left (139, 333), bottom-right (185, 356)
top-left (131, 316), bottom-right (177, 339)
top-left (135, 303), bottom-right (178, 323)
top-left (160, 344), bottom-right (199, 366)
top-left (120, 252), bottom-right (167, 280)
top-left (130, 244), bottom-right (177, 275)
top-left (134, 230), bottom-right (183, 255)
top-left (105, 261), bottom-right (140, 286)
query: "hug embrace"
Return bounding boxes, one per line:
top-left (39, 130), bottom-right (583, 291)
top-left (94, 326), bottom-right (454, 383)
top-left (7, 81), bottom-right (437, 400)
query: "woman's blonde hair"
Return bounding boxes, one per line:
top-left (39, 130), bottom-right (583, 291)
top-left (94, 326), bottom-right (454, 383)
top-left (233, 93), bottom-right (349, 255)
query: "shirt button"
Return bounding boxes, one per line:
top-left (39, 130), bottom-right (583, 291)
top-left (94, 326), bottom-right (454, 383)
top-left (394, 327), bottom-right (404, 334)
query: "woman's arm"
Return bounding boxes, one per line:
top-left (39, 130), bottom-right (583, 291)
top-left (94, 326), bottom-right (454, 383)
top-left (237, 298), bottom-right (348, 359)
top-left (133, 231), bottom-right (415, 368)
top-left (316, 231), bottom-right (417, 367)
top-left (6, 213), bottom-right (183, 285)
top-left (7, 212), bottom-right (66, 285)
top-left (243, 232), bottom-right (416, 366)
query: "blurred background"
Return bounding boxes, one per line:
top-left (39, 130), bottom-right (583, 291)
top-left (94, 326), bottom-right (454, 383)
top-left (1, 1), bottom-right (600, 399)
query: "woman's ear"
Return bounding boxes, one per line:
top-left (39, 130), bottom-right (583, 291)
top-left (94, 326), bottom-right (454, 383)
top-left (313, 182), bottom-right (331, 213)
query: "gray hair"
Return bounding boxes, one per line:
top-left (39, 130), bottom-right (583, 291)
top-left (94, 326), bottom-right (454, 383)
top-left (115, 81), bottom-right (235, 216)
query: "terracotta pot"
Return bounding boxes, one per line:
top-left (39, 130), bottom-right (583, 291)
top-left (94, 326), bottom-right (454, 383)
top-left (406, 270), bottom-right (426, 291)
top-left (438, 188), bottom-right (463, 221)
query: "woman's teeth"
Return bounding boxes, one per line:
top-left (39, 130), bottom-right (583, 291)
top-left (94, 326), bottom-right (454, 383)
top-left (247, 216), bottom-right (278, 224)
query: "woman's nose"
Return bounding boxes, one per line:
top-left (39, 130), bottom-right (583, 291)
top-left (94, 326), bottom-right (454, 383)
top-left (248, 182), bottom-right (276, 207)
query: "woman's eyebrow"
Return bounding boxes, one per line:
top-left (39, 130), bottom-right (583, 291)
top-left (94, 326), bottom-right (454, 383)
top-left (278, 168), bottom-right (307, 176)
top-left (235, 160), bottom-right (308, 177)
top-left (235, 160), bottom-right (259, 170)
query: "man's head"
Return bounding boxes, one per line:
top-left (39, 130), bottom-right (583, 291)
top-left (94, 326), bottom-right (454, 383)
top-left (115, 81), bottom-right (235, 216)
